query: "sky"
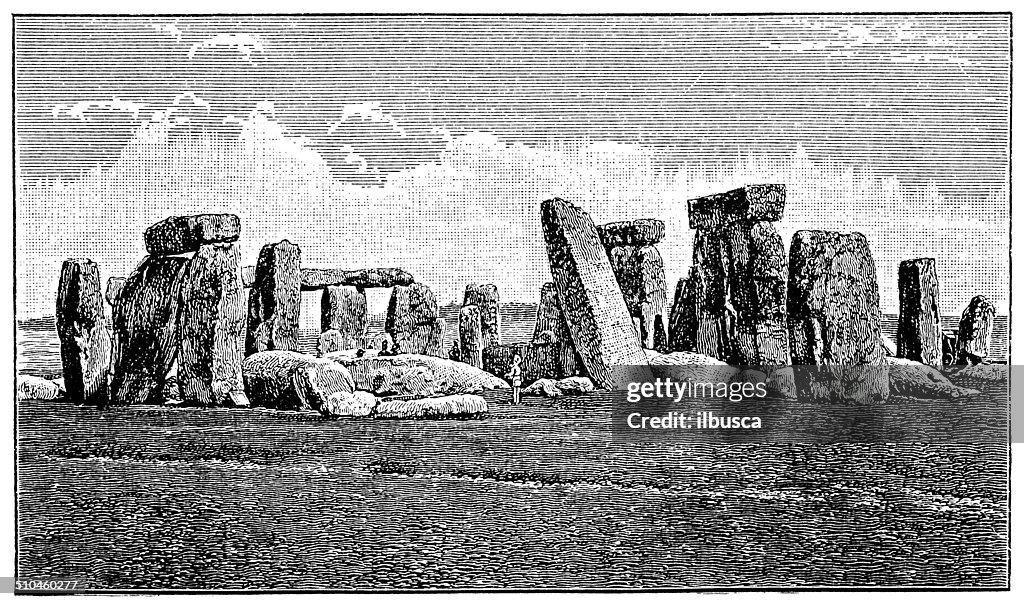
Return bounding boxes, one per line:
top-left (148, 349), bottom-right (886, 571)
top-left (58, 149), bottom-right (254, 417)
top-left (13, 15), bottom-right (1010, 321)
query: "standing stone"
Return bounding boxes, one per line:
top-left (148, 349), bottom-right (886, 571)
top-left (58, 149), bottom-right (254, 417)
top-left (541, 198), bottom-right (651, 389)
top-left (897, 258), bottom-right (943, 368)
top-left (955, 295), bottom-right (996, 364)
top-left (724, 221), bottom-right (789, 365)
top-left (667, 277), bottom-right (689, 352)
top-left (607, 244), bottom-right (668, 350)
top-left (532, 282), bottom-right (581, 377)
top-left (110, 257), bottom-right (188, 406)
top-left (385, 283), bottom-right (443, 356)
top-left (683, 233), bottom-right (736, 361)
top-left (787, 230), bottom-right (888, 402)
top-left (459, 305), bottom-right (484, 368)
top-left (321, 286), bottom-right (367, 348)
top-left (105, 277), bottom-right (126, 307)
top-left (144, 214), bottom-right (240, 255)
top-left (463, 284), bottom-right (501, 348)
top-left (177, 243), bottom-right (245, 407)
top-left (246, 240), bottom-right (301, 355)
top-left (318, 330), bottom-right (345, 357)
top-left (56, 259), bottom-right (112, 405)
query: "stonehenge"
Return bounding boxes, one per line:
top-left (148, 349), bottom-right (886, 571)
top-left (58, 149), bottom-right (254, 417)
top-left (955, 295), bottom-right (996, 364)
top-left (459, 305), bottom-right (484, 369)
top-left (463, 284), bottom-right (501, 349)
top-left (897, 258), bottom-right (943, 368)
top-left (144, 214), bottom-right (241, 256)
top-left (601, 219), bottom-right (668, 351)
top-left (321, 285), bottom-right (367, 350)
top-left (246, 240), bottom-right (302, 355)
top-left (385, 283), bottom-right (446, 356)
top-left (56, 259), bottom-right (111, 405)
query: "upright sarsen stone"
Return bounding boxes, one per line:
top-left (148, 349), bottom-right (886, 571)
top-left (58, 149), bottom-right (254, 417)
top-left (541, 198), bottom-right (651, 388)
top-left (897, 258), bottom-right (943, 368)
top-left (724, 221), bottom-right (789, 366)
top-left (321, 286), bottom-right (367, 349)
top-left (787, 230), bottom-right (888, 402)
top-left (105, 277), bottom-right (126, 307)
top-left (386, 283), bottom-right (443, 356)
top-left (463, 284), bottom-right (501, 349)
top-left (532, 282), bottom-right (580, 378)
top-left (955, 295), bottom-right (996, 364)
top-left (144, 214), bottom-right (240, 256)
top-left (56, 259), bottom-right (112, 405)
top-left (246, 240), bottom-right (301, 355)
top-left (177, 243), bottom-right (245, 407)
top-left (459, 305), bottom-right (484, 369)
top-left (110, 257), bottom-right (188, 406)
top-left (607, 244), bottom-right (668, 350)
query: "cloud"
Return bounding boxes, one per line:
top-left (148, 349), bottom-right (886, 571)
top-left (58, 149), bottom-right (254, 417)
top-left (51, 98), bottom-right (145, 121)
top-left (188, 32), bottom-right (265, 61)
top-left (150, 22), bottom-right (184, 43)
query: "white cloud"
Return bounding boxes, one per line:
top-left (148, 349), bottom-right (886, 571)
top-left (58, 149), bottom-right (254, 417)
top-left (150, 22), bottom-right (184, 43)
top-left (51, 98), bottom-right (145, 121)
top-left (188, 33), bottom-right (265, 61)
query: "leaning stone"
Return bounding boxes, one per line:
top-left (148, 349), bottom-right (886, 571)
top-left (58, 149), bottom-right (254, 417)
top-left (385, 283), bottom-right (442, 355)
top-left (105, 277), bottom-right (125, 307)
top-left (110, 256), bottom-right (188, 406)
top-left (597, 219), bottom-right (665, 247)
top-left (887, 357), bottom-right (979, 399)
top-left (955, 295), bottom-right (996, 364)
top-left (17, 375), bottom-right (63, 401)
top-left (459, 305), bottom-right (484, 369)
top-left (242, 350), bottom-right (355, 411)
top-left (177, 243), bottom-right (245, 407)
top-left (372, 394), bottom-right (488, 419)
top-left (607, 244), bottom-right (668, 350)
top-left (144, 214), bottom-right (240, 255)
top-left (56, 259), bottom-right (111, 405)
top-left (246, 240), bottom-right (301, 355)
top-left (321, 286), bottom-right (366, 347)
top-left (463, 284), bottom-right (501, 348)
top-left (301, 267), bottom-right (414, 290)
top-left (541, 198), bottom-right (652, 388)
top-left (897, 258), bottom-right (943, 368)
top-left (788, 230), bottom-right (888, 402)
top-left (687, 184), bottom-right (786, 231)
top-left (326, 350), bottom-right (509, 395)
top-left (320, 390), bottom-right (377, 418)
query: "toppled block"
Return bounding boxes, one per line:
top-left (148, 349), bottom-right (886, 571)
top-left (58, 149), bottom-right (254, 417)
top-left (597, 219), bottom-right (665, 247)
top-left (463, 284), bottom-right (501, 348)
top-left (320, 391), bottom-right (377, 418)
top-left (607, 244), bottom-right (668, 350)
top-left (177, 243), bottom-right (245, 407)
top-left (242, 350), bottom-right (355, 412)
top-left (300, 267), bottom-right (414, 290)
top-left (144, 214), bottom-right (240, 256)
top-left (897, 258), bottom-right (943, 368)
top-left (887, 357), bottom-right (979, 399)
top-left (955, 295), bottom-right (996, 364)
top-left (541, 198), bottom-right (652, 388)
top-left (246, 240), bottom-right (301, 355)
top-left (687, 184), bottom-right (785, 231)
top-left (105, 277), bottom-right (125, 307)
top-left (385, 283), bottom-right (444, 356)
top-left (325, 350), bottom-right (509, 395)
top-left (321, 285), bottom-right (367, 348)
top-left (522, 376), bottom-right (595, 397)
top-left (788, 230), bottom-right (888, 402)
top-left (109, 256), bottom-right (189, 406)
top-left (372, 394), bottom-right (487, 419)
top-left (17, 375), bottom-right (63, 401)
top-left (459, 305), bottom-right (484, 368)
top-left (56, 259), bottom-right (112, 405)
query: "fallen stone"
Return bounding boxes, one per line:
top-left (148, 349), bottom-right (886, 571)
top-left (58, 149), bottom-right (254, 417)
top-left (945, 363), bottom-right (1008, 383)
top-left (321, 285), bottom-right (366, 348)
top-left (522, 378), bottom-right (563, 397)
top-left (597, 219), bottom-right (665, 247)
top-left (523, 376), bottom-right (596, 397)
top-left (955, 295), bottom-right (996, 364)
top-left (105, 277), bottom-right (125, 307)
top-left (320, 390), bottom-right (377, 418)
top-left (385, 283), bottom-right (443, 355)
top-left (463, 284), bottom-right (501, 348)
top-left (687, 184), bottom-right (786, 231)
top-left (644, 349), bottom-right (739, 385)
top-left (607, 244), bottom-right (668, 350)
top-left (242, 350), bottom-right (355, 411)
top-left (246, 240), bottom-right (301, 355)
top-left (300, 267), bottom-right (414, 290)
top-left (372, 394), bottom-right (488, 419)
top-left (326, 350), bottom-right (509, 395)
top-left (897, 258), bottom-right (943, 368)
top-left (459, 305), bottom-right (484, 368)
top-left (56, 260), bottom-right (111, 405)
top-left (17, 375), bottom-right (63, 401)
top-left (788, 230), bottom-right (888, 402)
top-left (887, 357), bottom-right (979, 399)
top-left (144, 214), bottom-right (240, 256)
top-left (177, 243), bottom-right (245, 407)
top-left (541, 198), bottom-right (652, 388)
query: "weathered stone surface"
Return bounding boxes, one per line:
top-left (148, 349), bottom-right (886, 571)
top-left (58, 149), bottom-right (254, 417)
top-left (317, 330), bottom-right (344, 357)
top-left (17, 375), bottom-right (63, 401)
top-left (645, 349), bottom-right (739, 385)
top-left (321, 286), bottom-right (366, 348)
top-left (459, 305), bottom-right (484, 369)
top-left (144, 214), bottom-right (240, 256)
top-left (385, 283), bottom-right (444, 356)
top-left (887, 357), bottom-right (979, 399)
top-left (246, 240), bottom-right (301, 355)
top-left (373, 394), bottom-right (488, 419)
top-left (667, 277), bottom-right (689, 352)
top-left (946, 363), bottom-right (1008, 383)
top-left (955, 295), bottom-right (996, 364)
top-left (897, 258), bottom-right (943, 368)
top-left (105, 277), bottom-right (125, 307)
top-left (541, 198), bottom-right (652, 388)
top-left (787, 230), bottom-right (888, 402)
top-left (531, 282), bottom-right (580, 377)
top-left (110, 256), bottom-right (185, 407)
top-left (881, 333), bottom-right (898, 357)
top-left (241, 350), bottom-right (355, 411)
top-left (687, 184), bottom-right (786, 231)
top-left (724, 221), bottom-right (789, 366)
top-left (607, 244), bottom-right (668, 350)
top-left (680, 235), bottom-right (736, 361)
top-left (177, 243), bottom-right (245, 407)
top-left (483, 342), bottom-right (579, 385)
top-left (463, 284), bottom-right (501, 348)
top-left (522, 376), bottom-right (595, 397)
top-left (300, 267), bottom-right (414, 290)
top-left (325, 350), bottom-right (509, 395)
top-left (241, 265), bottom-right (256, 289)
top-left (597, 219), bottom-right (665, 247)
top-left (320, 391), bottom-right (377, 418)
top-left (56, 259), bottom-right (112, 405)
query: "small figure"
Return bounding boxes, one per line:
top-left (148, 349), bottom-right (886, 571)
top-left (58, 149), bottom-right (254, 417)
top-left (379, 336), bottom-right (394, 356)
top-left (507, 353), bottom-right (523, 405)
